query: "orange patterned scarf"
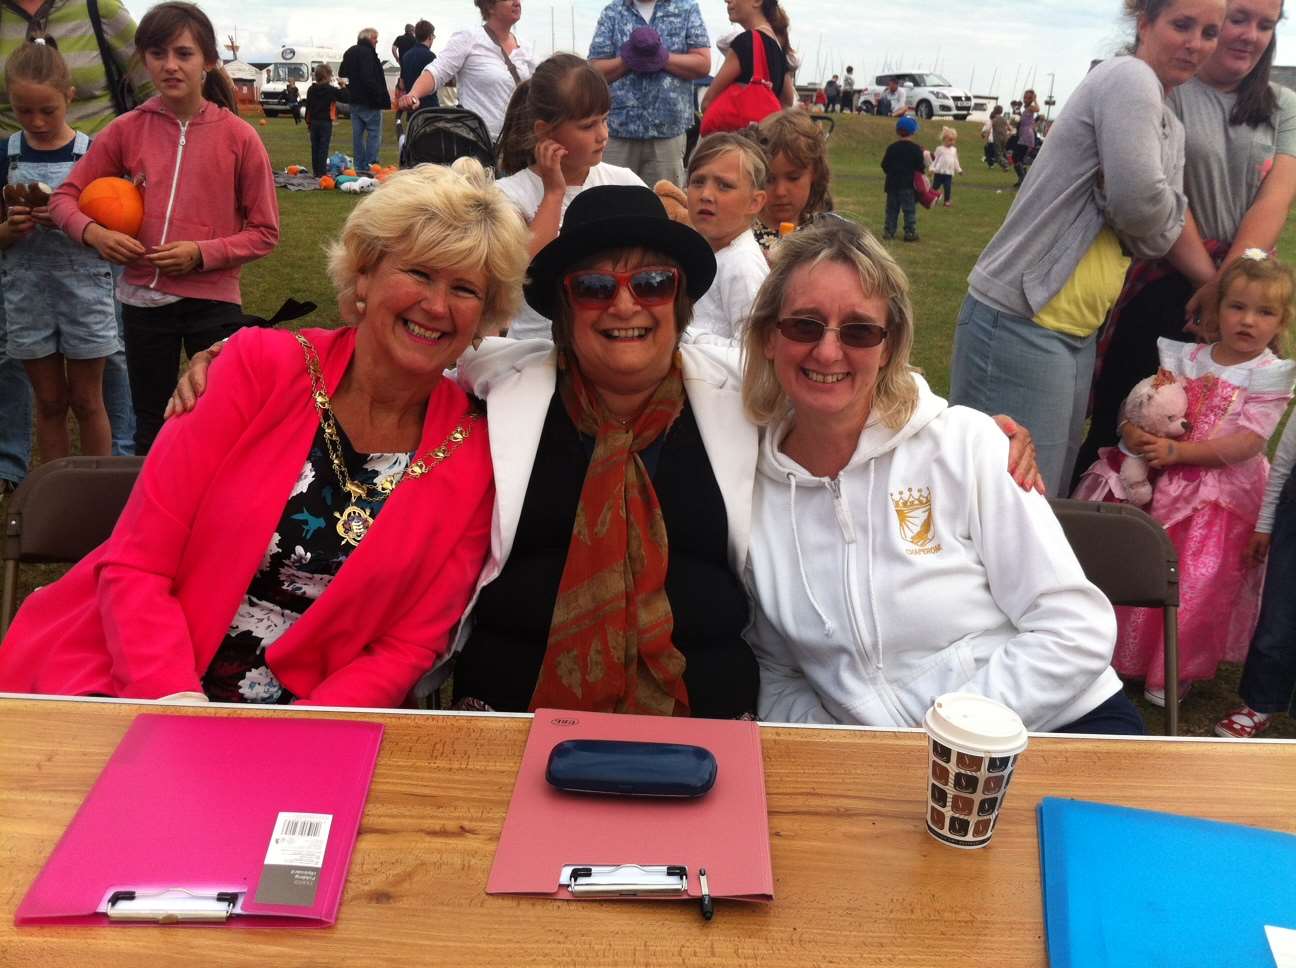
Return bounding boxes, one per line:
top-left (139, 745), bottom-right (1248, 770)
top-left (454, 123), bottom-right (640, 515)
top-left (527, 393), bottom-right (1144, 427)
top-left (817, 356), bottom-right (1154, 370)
top-left (528, 356), bottom-right (690, 716)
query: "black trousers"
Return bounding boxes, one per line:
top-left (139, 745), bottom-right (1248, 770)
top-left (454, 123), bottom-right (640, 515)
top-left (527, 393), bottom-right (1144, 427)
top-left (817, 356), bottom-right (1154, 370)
top-left (1240, 476), bottom-right (1296, 715)
top-left (309, 120), bottom-right (332, 177)
top-left (1053, 689), bottom-right (1146, 735)
top-left (122, 298), bottom-right (242, 454)
top-left (1070, 272), bottom-right (1196, 494)
top-left (884, 188), bottom-right (917, 237)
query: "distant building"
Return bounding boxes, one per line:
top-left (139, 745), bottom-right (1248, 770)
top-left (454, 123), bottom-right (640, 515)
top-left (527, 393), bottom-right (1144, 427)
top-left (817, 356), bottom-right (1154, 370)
top-left (968, 95), bottom-right (999, 122)
top-left (222, 59), bottom-right (261, 106)
top-left (1271, 65), bottom-right (1296, 91)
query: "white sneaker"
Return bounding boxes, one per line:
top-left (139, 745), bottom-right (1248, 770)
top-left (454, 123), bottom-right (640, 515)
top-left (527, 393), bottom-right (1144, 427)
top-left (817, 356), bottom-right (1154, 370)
top-left (1144, 683), bottom-right (1192, 707)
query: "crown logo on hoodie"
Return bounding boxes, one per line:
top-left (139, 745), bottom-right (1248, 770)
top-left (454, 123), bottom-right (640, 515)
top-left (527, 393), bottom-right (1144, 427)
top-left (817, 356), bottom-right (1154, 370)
top-left (891, 487), bottom-right (941, 554)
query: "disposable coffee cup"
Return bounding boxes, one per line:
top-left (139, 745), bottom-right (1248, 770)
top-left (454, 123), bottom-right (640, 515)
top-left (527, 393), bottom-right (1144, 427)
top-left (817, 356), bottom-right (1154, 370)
top-left (923, 692), bottom-right (1028, 849)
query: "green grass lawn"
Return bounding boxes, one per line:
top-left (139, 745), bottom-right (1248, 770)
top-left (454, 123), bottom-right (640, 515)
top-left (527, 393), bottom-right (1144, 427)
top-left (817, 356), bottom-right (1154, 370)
top-left (8, 109), bottom-right (1296, 737)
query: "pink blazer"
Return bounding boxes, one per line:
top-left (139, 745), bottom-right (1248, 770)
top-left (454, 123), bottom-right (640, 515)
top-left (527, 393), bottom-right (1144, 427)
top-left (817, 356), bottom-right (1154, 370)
top-left (0, 327), bottom-right (494, 707)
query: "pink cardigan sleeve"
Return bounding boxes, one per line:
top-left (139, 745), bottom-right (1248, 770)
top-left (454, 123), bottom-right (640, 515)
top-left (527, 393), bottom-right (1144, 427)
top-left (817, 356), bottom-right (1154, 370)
top-left (48, 120), bottom-right (126, 245)
top-left (296, 483), bottom-right (494, 707)
top-left (93, 330), bottom-right (271, 698)
top-left (195, 125), bottom-right (280, 271)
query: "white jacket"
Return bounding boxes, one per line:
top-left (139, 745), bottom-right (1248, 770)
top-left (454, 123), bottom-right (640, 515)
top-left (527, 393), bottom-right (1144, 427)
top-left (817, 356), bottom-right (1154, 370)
top-left (447, 338), bottom-right (757, 656)
top-left (747, 374), bottom-right (1122, 731)
top-left (930, 144), bottom-right (963, 176)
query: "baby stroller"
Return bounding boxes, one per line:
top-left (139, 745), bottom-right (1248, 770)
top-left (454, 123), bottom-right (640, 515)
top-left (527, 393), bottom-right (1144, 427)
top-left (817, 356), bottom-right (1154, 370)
top-left (399, 106), bottom-right (496, 172)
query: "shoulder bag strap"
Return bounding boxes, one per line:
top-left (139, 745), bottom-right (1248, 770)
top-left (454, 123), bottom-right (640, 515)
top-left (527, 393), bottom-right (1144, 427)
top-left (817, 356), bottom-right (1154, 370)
top-left (749, 29), bottom-right (772, 88)
top-left (86, 0), bottom-right (132, 116)
top-left (481, 24), bottom-right (523, 88)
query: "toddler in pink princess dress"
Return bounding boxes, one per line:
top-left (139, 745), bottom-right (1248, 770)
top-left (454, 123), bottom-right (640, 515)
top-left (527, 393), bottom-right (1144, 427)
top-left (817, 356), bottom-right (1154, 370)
top-left (1114, 254), bottom-right (1296, 705)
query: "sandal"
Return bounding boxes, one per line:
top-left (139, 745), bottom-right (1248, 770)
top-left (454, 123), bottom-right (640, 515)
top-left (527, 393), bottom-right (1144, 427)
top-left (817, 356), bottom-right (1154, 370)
top-left (1214, 705), bottom-right (1272, 739)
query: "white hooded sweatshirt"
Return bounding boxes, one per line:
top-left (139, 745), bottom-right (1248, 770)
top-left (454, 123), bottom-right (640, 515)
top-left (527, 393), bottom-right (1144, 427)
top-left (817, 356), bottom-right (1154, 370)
top-left (747, 374), bottom-right (1122, 731)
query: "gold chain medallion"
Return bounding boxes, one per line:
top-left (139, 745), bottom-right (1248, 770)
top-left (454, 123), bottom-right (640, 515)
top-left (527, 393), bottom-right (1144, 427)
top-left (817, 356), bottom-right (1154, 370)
top-left (296, 333), bottom-right (479, 546)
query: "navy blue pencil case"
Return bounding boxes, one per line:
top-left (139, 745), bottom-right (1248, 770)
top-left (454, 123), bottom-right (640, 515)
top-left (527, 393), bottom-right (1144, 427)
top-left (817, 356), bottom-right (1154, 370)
top-left (544, 739), bottom-right (718, 798)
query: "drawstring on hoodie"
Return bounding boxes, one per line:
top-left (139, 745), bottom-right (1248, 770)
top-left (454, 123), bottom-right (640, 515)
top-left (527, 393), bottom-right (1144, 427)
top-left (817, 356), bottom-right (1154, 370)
top-left (863, 463), bottom-right (883, 671)
top-left (787, 473), bottom-right (836, 639)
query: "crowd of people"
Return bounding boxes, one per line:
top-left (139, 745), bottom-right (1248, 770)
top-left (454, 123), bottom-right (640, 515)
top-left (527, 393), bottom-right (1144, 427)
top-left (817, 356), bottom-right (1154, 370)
top-left (0, 0), bottom-right (1294, 741)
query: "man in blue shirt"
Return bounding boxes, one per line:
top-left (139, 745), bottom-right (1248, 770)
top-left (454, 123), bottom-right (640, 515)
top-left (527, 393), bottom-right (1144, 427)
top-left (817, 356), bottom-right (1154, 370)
top-left (588, 0), bottom-right (710, 188)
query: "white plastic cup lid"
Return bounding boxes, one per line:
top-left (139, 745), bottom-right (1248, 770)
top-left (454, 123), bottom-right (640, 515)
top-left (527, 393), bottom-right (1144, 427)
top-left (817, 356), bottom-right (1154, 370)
top-left (924, 692), bottom-right (1028, 756)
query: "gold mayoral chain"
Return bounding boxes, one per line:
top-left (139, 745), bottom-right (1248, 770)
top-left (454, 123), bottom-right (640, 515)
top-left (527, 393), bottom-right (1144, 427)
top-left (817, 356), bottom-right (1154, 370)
top-left (296, 333), bottom-right (479, 547)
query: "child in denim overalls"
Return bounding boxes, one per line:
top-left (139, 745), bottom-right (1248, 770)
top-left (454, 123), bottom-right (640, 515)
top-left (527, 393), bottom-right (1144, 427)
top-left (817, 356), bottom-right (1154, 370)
top-left (0, 40), bottom-right (117, 461)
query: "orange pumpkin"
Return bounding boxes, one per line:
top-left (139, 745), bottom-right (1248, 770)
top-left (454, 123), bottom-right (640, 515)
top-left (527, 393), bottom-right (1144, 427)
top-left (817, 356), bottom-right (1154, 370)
top-left (370, 163), bottom-right (382, 173)
top-left (286, 165), bottom-right (306, 175)
top-left (319, 176), bottom-right (336, 189)
top-left (342, 168), bottom-right (357, 177)
top-left (259, 118), bottom-right (268, 126)
top-left (78, 177), bottom-right (144, 237)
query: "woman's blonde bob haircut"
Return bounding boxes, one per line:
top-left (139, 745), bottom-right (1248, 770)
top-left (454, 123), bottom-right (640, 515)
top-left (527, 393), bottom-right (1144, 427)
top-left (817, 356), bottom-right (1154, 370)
top-left (742, 219), bottom-right (918, 429)
top-left (327, 159), bottom-right (529, 335)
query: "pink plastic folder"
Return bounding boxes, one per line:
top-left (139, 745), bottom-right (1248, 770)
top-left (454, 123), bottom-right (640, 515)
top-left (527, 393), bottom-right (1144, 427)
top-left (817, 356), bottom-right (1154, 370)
top-left (487, 709), bottom-right (774, 903)
top-left (16, 713), bottom-right (383, 926)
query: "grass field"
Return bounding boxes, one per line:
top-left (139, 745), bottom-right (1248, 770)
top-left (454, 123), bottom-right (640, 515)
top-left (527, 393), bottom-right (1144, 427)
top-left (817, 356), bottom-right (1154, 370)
top-left (9, 109), bottom-right (1296, 737)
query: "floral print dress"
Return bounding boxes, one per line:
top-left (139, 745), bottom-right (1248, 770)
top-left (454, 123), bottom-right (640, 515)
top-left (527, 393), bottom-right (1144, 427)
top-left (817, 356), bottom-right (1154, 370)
top-left (201, 424), bottom-right (411, 703)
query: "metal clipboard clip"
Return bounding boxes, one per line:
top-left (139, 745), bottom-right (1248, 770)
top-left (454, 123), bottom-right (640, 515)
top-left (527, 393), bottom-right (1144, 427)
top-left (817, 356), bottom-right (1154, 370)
top-left (105, 888), bottom-right (240, 923)
top-left (561, 864), bottom-right (689, 897)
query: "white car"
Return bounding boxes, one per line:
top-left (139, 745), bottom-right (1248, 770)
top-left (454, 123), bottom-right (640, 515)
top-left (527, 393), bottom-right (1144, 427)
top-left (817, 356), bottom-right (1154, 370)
top-left (858, 71), bottom-right (973, 121)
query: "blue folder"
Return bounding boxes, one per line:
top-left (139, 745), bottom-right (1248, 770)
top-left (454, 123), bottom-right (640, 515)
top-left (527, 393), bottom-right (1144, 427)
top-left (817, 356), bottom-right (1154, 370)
top-left (1038, 797), bottom-right (1296, 968)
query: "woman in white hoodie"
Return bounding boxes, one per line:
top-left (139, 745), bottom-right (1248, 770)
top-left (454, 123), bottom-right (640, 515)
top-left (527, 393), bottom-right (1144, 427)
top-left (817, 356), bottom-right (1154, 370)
top-left (742, 220), bottom-right (1144, 734)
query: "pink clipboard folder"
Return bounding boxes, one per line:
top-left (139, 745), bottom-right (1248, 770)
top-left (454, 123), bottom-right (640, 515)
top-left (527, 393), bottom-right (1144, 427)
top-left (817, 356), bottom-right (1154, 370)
top-left (487, 709), bottom-right (774, 903)
top-left (16, 713), bottom-right (383, 926)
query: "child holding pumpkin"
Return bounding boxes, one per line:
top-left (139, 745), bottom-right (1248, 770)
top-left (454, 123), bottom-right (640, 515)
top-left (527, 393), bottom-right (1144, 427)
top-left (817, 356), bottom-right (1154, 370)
top-left (1, 39), bottom-right (118, 462)
top-left (49, 1), bottom-right (279, 454)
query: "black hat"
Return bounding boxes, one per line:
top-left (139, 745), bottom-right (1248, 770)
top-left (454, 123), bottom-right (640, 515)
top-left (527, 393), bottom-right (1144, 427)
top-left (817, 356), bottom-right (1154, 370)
top-left (523, 185), bottom-right (717, 322)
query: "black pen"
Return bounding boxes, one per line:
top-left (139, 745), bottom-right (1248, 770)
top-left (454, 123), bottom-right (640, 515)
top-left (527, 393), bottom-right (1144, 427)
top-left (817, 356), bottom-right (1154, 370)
top-left (698, 867), bottom-right (714, 921)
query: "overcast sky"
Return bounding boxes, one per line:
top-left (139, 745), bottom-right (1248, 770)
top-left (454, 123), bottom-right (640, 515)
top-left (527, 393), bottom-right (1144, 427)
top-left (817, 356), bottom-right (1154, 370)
top-left (125, 0), bottom-right (1296, 112)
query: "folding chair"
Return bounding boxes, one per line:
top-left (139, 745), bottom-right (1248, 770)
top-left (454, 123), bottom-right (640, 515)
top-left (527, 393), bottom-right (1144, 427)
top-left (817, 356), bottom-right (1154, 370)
top-left (1048, 498), bottom-right (1181, 735)
top-left (1, 456), bottom-right (144, 637)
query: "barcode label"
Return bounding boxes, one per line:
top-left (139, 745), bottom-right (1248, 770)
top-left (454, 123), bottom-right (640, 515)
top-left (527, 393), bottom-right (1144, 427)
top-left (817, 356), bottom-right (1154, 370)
top-left (263, 811), bottom-right (333, 870)
top-left (282, 818), bottom-right (323, 838)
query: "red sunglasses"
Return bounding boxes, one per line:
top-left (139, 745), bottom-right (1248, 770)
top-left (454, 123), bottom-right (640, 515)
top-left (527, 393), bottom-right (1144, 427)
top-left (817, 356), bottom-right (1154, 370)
top-left (563, 267), bottom-right (680, 309)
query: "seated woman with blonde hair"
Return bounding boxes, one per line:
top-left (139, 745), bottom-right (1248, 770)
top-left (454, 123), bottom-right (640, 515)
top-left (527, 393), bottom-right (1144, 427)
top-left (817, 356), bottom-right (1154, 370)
top-left (0, 161), bottom-right (530, 706)
top-left (743, 219), bottom-right (1144, 734)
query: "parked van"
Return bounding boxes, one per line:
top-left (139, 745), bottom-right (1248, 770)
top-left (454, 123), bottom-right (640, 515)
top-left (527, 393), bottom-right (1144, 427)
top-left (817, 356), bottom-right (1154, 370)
top-left (260, 45), bottom-right (345, 117)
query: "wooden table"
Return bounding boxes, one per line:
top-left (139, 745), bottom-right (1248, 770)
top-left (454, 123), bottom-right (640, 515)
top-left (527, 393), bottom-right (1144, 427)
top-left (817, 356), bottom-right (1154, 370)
top-left (2, 697), bottom-right (1294, 967)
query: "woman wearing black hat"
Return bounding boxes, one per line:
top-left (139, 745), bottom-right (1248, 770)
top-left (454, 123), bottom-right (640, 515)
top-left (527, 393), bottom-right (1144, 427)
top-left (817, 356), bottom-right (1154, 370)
top-left (166, 186), bottom-right (1040, 719)
top-left (448, 184), bottom-right (760, 718)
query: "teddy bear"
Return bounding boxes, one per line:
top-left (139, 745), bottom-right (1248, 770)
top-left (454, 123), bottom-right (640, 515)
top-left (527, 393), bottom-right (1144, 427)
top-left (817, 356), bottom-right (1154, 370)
top-left (1115, 370), bottom-right (1191, 506)
top-left (653, 179), bottom-right (690, 226)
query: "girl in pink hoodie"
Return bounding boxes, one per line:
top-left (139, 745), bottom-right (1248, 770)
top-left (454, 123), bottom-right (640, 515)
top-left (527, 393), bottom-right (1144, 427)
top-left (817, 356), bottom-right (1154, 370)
top-left (50, 1), bottom-right (279, 454)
